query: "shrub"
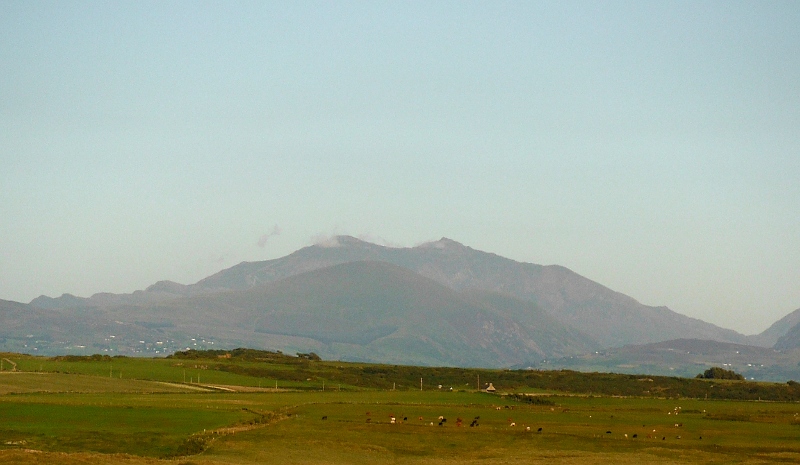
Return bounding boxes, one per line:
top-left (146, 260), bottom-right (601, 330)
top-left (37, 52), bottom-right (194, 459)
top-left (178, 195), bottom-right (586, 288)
top-left (696, 367), bottom-right (744, 380)
top-left (172, 435), bottom-right (212, 457)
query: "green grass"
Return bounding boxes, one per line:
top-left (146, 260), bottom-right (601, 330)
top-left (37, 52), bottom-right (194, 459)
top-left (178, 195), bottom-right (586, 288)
top-left (0, 395), bottom-right (250, 457)
top-left (0, 372), bottom-right (200, 394)
top-left (2, 352), bottom-right (800, 464)
top-left (6, 350), bottom-right (800, 400)
top-left (3, 353), bottom-right (358, 390)
top-left (201, 391), bottom-right (800, 464)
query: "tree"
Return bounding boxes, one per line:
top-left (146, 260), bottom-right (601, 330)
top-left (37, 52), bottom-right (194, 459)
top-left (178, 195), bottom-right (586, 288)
top-left (696, 367), bottom-right (744, 380)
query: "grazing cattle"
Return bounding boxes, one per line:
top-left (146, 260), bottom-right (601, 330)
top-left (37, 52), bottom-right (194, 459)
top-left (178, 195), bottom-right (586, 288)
top-left (510, 422), bottom-right (516, 427)
top-left (606, 431), bottom-right (612, 434)
top-left (418, 416), bottom-right (424, 421)
top-left (632, 434), bottom-right (637, 438)
top-left (526, 426), bottom-right (531, 431)
top-left (537, 427), bottom-right (542, 433)
top-left (321, 416), bottom-right (327, 420)
top-left (403, 417), bottom-right (408, 421)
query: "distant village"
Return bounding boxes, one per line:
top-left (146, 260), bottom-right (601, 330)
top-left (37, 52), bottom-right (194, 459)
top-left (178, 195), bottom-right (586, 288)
top-left (1, 334), bottom-right (219, 357)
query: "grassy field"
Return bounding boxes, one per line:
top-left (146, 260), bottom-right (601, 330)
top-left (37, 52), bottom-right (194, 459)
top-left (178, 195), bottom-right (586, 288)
top-left (1, 352), bottom-right (799, 464)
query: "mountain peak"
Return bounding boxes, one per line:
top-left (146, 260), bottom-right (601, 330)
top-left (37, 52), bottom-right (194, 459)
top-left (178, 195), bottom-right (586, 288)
top-left (29, 293), bottom-right (87, 310)
top-left (418, 237), bottom-right (467, 250)
top-left (145, 280), bottom-right (188, 294)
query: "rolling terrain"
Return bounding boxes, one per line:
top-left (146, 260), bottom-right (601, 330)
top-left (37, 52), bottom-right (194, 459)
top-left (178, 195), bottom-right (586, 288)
top-left (6, 236), bottom-right (800, 378)
top-left (2, 350), bottom-right (800, 464)
top-left (543, 338), bottom-right (800, 381)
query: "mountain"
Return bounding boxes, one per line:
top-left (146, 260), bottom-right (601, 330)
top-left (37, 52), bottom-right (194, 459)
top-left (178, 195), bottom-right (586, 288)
top-left (15, 235), bottom-right (792, 371)
top-left (92, 261), bottom-right (598, 367)
top-left (774, 319), bottom-right (800, 351)
top-left (190, 236), bottom-right (748, 348)
top-left (753, 308), bottom-right (800, 348)
top-left (0, 299), bottom-right (166, 355)
top-left (29, 293), bottom-right (90, 310)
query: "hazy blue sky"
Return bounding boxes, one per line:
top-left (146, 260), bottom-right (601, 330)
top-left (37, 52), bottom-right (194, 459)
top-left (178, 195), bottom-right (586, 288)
top-left (2, 1), bottom-right (798, 334)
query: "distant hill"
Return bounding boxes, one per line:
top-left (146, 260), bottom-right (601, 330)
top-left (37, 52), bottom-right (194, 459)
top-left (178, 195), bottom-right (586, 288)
top-left (754, 308), bottom-right (800, 348)
top-left (774, 319), bottom-right (800, 351)
top-left (189, 236), bottom-right (749, 349)
top-left (14, 235), bottom-right (799, 374)
top-left (29, 293), bottom-right (90, 310)
top-left (0, 299), bottom-right (164, 355)
top-left (545, 338), bottom-right (800, 381)
top-left (94, 261), bottom-right (598, 367)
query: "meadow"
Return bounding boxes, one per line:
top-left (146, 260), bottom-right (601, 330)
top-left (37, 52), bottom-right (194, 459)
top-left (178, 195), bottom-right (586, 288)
top-left (1, 351), bottom-right (799, 464)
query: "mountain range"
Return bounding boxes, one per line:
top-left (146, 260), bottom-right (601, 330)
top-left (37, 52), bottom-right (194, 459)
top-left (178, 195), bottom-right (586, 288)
top-left (5, 236), bottom-right (800, 379)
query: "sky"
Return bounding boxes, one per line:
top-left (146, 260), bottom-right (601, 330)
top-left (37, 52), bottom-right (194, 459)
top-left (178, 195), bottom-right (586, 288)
top-left (2, 1), bottom-right (799, 335)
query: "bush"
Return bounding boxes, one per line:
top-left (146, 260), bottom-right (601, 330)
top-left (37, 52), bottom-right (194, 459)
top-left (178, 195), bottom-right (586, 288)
top-left (297, 352), bottom-right (321, 361)
top-left (696, 367), bottom-right (744, 380)
top-left (172, 435), bottom-right (212, 456)
top-left (508, 393), bottom-right (555, 405)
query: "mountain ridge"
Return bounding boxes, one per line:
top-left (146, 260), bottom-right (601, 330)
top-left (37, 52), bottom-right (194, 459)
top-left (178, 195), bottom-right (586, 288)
top-left (15, 235), bottom-right (798, 374)
top-left (181, 236), bottom-right (751, 349)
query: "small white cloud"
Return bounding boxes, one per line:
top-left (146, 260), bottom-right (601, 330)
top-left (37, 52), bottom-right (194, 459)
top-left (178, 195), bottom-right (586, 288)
top-left (357, 234), bottom-right (403, 248)
top-left (257, 224), bottom-right (282, 248)
top-left (314, 235), bottom-right (341, 248)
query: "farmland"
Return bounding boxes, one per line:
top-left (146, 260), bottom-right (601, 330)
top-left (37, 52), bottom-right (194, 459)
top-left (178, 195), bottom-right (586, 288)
top-left (1, 350), bottom-right (799, 464)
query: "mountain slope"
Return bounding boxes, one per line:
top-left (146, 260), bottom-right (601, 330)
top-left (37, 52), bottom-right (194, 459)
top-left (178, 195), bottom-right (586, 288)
top-left (190, 236), bottom-right (748, 348)
top-left (106, 261), bottom-right (598, 367)
top-left (754, 308), bottom-right (800, 348)
top-left (0, 299), bottom-right (165, 355)
top-left (20, 235), bottom-right (771, 369)
top-left (774, 319), bottom-right (800, 351)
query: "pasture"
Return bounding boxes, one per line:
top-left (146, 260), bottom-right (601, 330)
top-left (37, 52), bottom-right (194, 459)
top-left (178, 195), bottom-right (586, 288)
top-left (0, 352), bottom-right (799, 464)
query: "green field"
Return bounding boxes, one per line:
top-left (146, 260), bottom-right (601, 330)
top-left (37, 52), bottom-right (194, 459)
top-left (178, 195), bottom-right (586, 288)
top-left (1, 351), bottom-right (799, 464)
